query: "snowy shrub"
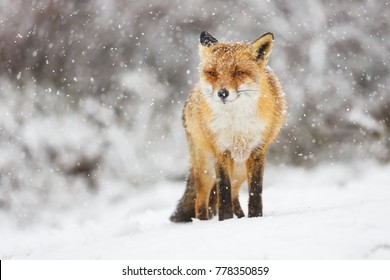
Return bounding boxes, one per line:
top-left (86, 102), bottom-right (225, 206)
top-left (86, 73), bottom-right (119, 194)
top-left (0, 0), bottom-right (389, 216)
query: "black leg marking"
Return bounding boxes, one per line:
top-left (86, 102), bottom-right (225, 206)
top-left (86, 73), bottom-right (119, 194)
top-left (248, 154), bottom-right (265, 218)
top-left (208, 183), bottom-right (218, 218)
top-left (248, 184), bottom-right (263, 217)
top-left (216, 165), bottom-right (233, 221)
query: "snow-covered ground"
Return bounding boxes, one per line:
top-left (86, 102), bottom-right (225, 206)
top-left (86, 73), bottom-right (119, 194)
top-left (1, 162), bottom-right (390, 259)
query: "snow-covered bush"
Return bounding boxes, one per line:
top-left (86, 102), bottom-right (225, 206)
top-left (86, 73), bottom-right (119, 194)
top-left (0, 0), bottom-right (389, 217)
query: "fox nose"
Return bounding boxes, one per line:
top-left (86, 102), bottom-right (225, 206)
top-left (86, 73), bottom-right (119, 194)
top-left (217, 88), bottom-right (229, 100)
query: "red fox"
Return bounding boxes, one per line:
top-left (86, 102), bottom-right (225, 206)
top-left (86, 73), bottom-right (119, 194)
top-left (170, 31), bottom-right (286, 222)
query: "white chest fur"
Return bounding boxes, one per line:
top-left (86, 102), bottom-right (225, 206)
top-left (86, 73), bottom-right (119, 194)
top-left (207, 93), bottom-right (267, 162)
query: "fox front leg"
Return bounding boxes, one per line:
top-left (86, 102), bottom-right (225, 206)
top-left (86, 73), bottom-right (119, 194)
top-left (215, 153), bottom-right (234, 221)
top-left (246, 149), bottom-right (266, 217)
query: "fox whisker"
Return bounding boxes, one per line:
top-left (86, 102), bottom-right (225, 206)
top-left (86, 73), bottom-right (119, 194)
top-left (237, 90), bottom-right (258, 93)
top-left (237, 90), bottom-right (258, 97)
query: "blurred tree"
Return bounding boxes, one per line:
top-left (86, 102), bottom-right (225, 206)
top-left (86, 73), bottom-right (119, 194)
top-left (0, 0), bottom-right (389, 214)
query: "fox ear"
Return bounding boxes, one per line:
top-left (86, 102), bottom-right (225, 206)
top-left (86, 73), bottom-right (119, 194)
top-left (249, 32), bottom-right (274, 63)
top-left (200, 31), bottom-right (218, 47)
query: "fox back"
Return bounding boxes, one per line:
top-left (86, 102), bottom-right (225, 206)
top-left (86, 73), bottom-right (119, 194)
top-left (170, 31), bottom-right (286, 222)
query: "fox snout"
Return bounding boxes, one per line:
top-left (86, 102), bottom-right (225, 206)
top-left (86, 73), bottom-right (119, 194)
top-left (217, 88), bottom-right (229, 102)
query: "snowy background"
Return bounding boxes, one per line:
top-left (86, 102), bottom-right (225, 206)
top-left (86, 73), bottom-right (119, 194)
top-left (0, 0), bottom-right (389, 259)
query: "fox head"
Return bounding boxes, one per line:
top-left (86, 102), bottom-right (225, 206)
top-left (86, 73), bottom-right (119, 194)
top-left (199, 31), bottom-right (274, 104)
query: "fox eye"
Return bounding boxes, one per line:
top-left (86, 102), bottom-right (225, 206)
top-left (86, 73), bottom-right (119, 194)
top-left (208, 71), bottom-right (217, 77)
top-left (234, 71), bottom-right (244, 77)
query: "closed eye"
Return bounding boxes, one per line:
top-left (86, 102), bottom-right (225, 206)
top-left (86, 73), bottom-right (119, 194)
top-left (234, 71), bottom-right (244, 77)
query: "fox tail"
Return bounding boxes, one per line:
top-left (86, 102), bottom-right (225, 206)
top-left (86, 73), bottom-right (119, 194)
top-left (170, 172), bottom-right (217, 223)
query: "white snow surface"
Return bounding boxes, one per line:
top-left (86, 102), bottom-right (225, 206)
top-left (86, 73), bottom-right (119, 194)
top-left (1, 162), bottom-right (390, 260)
